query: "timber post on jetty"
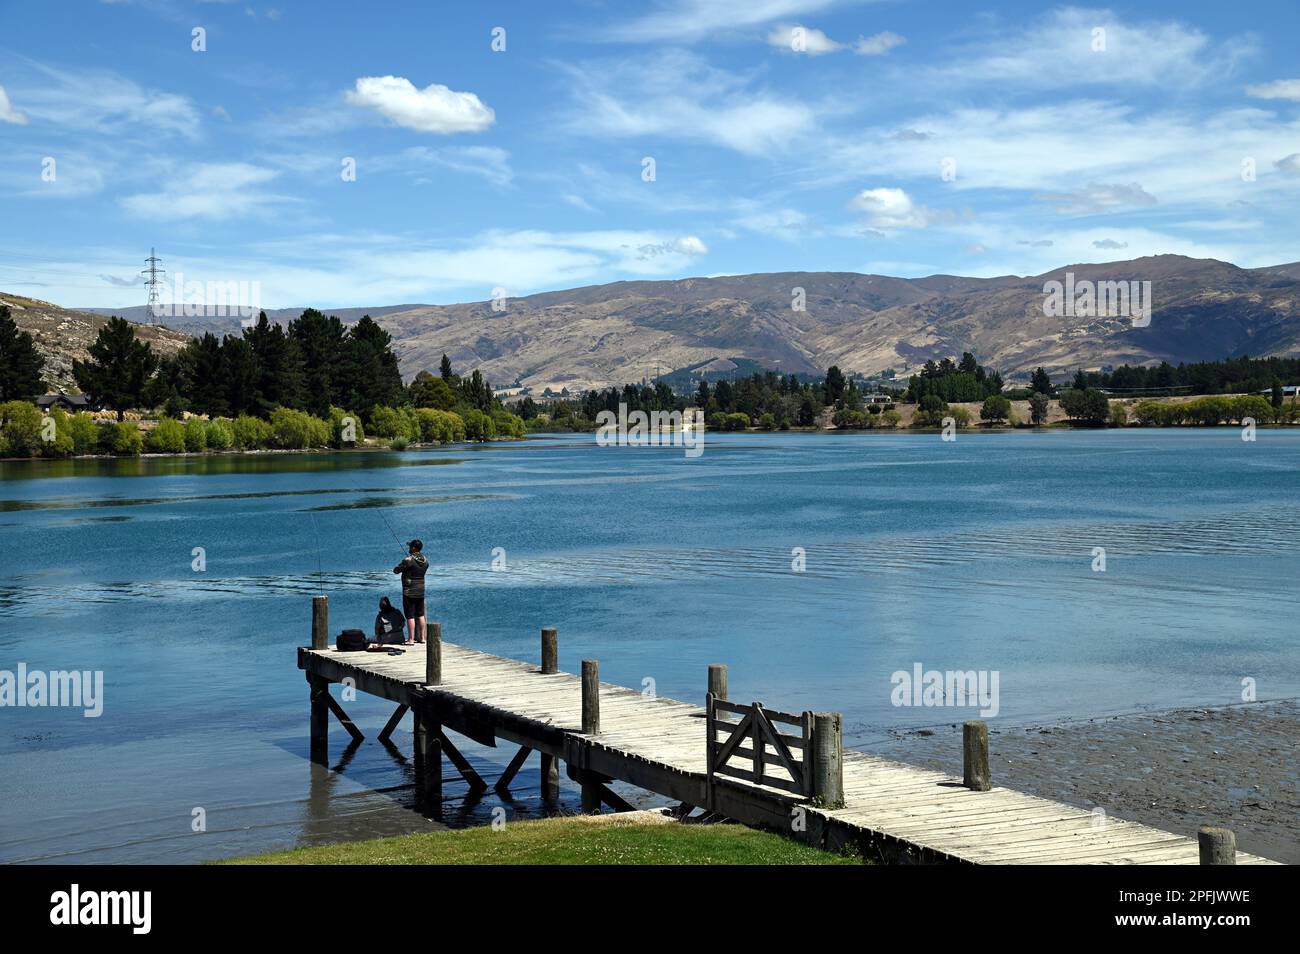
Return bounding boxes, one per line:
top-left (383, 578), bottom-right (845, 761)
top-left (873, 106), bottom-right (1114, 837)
top-left (298, 596), bottom-right (1276, 865)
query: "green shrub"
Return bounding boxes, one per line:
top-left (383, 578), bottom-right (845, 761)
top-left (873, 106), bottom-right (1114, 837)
top-left (107, 421), bottom-right (143, 455)
top-left (270, 407), bottom-right (330, 449)
top-left (460, 408), bottom-right (496, 441)
top-left (69, 412), bottom-right (98, 455)
top-left (146, 417), bottom-right (186, 453)
top-left (1058, 388), bottom-right (1110, 423)
top-left (1108, 403), bottom-right (1128, 427)
top-left (329, 407), bottom-right (365, 447)
top-left (490, 408), bottom-right (526, 439)
top-left (390, 436), bottom-right (409, 451)
top-left (40, 406), bottom-right (75, 457)
top-left (232, 415), bottom-right (272, 450)
top-left (183, 417), bottom-right (208, 452)
top-left (367, 405), bottom-right (408, 439)
top-left (707, 412), bottom-right (727, 431)
top-left (758, 412), bottom-right (777, 430)
top-left (980, 394), bottom-right (1012, 423)
top-left (723, 412), bottom-right (750, 431)
top-left (413, 407), bottom-right (466, 443)
top-left (0, 400), bottom-right (42, 456)
top-left (1230, 395), bottom-right (1273, 425)
top-left (206, 418), bottom-right (235, 450)
top-left (876, 409), bottom-right (901, 428)
top-left (832, 408), bottom-right (866, 429)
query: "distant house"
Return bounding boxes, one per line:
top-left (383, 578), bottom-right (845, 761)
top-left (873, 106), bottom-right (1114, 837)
top-left (1257, 385), bottom-right (1300, 397)
top-left (864, 393), bottom-right (893, 405)
top-left (36, 393), bottom-right (89, 411)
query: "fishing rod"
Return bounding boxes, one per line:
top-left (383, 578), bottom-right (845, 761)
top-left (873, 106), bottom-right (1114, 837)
top-left (378, 507), bottom-right (408, 554)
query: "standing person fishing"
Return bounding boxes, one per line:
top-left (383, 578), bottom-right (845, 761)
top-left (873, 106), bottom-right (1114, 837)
top-left (393, 539), bottom-right (429, 645)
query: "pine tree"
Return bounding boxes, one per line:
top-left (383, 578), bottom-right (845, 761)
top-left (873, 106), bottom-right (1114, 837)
top-left (439, 353), bottom-right (453, 381)
top-left (177, 333), bottom-right (229, 417)
top-left (72, 316), bottom-right (157, 420)
top-left (0, 304), bottom-right (46, 401)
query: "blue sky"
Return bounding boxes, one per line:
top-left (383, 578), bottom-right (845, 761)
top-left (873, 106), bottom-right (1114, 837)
top-left (2, 0), bottom-right (1299, 310)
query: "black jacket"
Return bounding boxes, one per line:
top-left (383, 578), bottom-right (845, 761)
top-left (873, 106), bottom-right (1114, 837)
top-left (374, 606), bottom-right (406, 644)
top-left (394, 553), bottom-right (429, 598)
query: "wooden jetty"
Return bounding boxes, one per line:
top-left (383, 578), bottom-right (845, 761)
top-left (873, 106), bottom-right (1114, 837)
top-left (299, 598), bottom-right (1277, 865)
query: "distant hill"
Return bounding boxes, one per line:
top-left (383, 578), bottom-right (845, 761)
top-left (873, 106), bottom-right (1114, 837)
top-left (51, 254), bottom-right (1300, 392)
top-left (372, 255), bottom-right (1300, 391)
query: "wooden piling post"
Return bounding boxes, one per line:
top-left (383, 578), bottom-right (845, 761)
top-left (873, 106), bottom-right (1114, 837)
top-left (1198, 826), bottom-right (1237, 865)
top-left (311, 595), bottom-right (329, 650)
top-left (539, 752), bottom-right (559, 806)
top-left (707, 663), bottom-right (728, 702)
top-left (810, 711), bottom-right (843, 808)
top-left (541, 627), bottom-right (558, 674)
top-left (426, 622), bottom-right (442, 686)
top-left (963, 720), bottom-right (991, 792)
top-left (415, 703), bottom-right (442, 808)
top-left (581, 659), bottom-right (600, 734)
top-left (579, 659), bottom-right (601, 813)
top-left (308, 674), bottom-right (329, 765)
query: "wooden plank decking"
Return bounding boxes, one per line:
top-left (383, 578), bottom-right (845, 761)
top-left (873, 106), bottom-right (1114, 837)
top-left (299, 641), bottom-right (1278, 865)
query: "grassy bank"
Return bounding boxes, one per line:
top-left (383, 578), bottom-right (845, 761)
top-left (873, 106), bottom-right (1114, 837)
top-left (222, 813), bottom-right (857, 866)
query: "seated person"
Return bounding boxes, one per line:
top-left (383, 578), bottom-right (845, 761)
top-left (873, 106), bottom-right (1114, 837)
top-left (370, 596), bottom-right (407, 648)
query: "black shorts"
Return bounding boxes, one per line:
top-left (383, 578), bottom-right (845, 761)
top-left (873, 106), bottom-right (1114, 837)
top-left (403, 596), bottom-right (426, 619)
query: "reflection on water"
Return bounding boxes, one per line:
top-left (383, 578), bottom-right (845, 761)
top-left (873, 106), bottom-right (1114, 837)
top-left (1, 432), bottom-right (1298, 863)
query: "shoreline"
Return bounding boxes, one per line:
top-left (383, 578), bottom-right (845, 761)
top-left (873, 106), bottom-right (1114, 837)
top-left (872, 699), bottom-right (1300, 864)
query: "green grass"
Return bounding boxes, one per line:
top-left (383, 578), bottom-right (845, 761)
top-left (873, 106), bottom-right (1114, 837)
top-left (222, 814), bottom-right (858, 865)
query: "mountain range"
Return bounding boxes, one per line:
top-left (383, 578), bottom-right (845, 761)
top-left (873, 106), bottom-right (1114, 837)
top-left (48, 254), bottom-right (1300, 392)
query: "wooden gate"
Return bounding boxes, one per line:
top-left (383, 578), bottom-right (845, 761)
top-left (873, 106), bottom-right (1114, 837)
top-left (706, 694), bottom-right (813, 798)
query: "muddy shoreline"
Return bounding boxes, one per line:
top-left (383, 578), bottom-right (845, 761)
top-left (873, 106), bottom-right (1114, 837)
top-left (870, 700), bottom-right (1299, 864)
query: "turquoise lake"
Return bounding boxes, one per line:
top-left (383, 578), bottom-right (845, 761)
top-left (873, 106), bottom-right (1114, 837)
top-left (1, 430), bottom-right (1297, 862)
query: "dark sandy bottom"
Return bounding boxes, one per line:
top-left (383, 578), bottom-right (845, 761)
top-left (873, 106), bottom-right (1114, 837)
top-left (870, 700), bottom-right (1300, 864)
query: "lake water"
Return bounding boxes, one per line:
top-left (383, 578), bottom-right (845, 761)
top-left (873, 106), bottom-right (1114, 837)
top-left (1, 430), bottom-right (1297, 863)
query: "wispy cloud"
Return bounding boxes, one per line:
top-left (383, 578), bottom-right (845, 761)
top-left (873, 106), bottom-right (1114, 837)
top-left (1246, 79), bottom-right (1300, 101)
top-left (600, 0), bottom-right (867, 43)
top-left (558, 50), bottom-right (816, 156)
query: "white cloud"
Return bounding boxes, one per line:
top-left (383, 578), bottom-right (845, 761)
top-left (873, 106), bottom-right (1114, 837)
top-left (634, 236), bottom-right (709, 259)
top-left (121, 162), bottom-right (285, 220)
top-left (602, 0), bottom-right (861, 43)
top-left (1246, 79), bottom-right (1300, 101)
top-left (1036, 181), bottom-right (1157, 215)
top-left (377, 145), bottom-right (514, 187)
top-left (559, 51), bottom-right (816, 155)
top-left (854, 31), bottom-right (904, 56)
top-left (6, 65), bottom-right (199, 137)
top-left (1275, 154), bottom-right (1300, 176)
top-left (818, 102), bottom-right (1300, 210)
top-left (0, 86), bottom-right (28, 125)
top-left (931, 8), bottom-right (1253, 91)
top-left (1091, 238), bottom-right (1129, 249)
top-left (733, 204), bottom-right (813, 241)
top-left (848, 187), bottom-right (937, 229)
top-left (345, 76), bottom-right (495, 134)
top-left (768, 25), bottom-right (842, 55)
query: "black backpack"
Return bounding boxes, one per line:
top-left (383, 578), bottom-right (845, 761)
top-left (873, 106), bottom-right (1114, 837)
top-left (336, 628), bottom-right (367, 652)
